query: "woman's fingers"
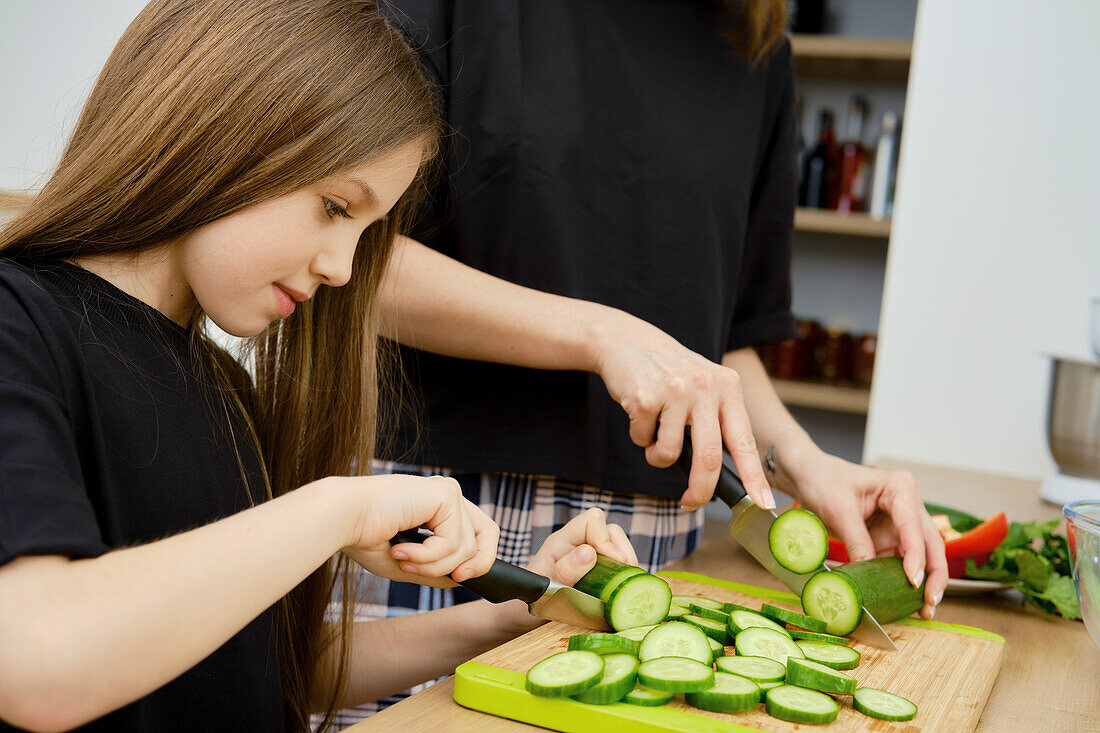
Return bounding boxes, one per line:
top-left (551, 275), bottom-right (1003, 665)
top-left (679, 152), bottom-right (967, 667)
top-left (679, 407), bottom-right (722, 510)
top-left (716, 394), bottom-right (774, 511)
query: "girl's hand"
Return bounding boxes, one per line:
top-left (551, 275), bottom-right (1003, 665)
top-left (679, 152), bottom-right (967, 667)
top-left (496, 508), bottom-right (639, 634)
top-left (590, 315), bottom-right (774, 513)
top-left (780, 442), bottom-right (949, 619)
top-left (338, 474), bottom-right (499, 588)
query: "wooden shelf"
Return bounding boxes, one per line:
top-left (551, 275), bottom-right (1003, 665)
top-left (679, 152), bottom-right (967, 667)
top-left (772, 378), bottom-right (870, 415)
top-left (790, 34), bottom-right (911, 83)
top-left (794, 208), bottom-right (891, 238)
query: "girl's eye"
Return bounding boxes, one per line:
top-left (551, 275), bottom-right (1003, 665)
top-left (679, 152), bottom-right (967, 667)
top-left (322, 196), bottom-right (352, 220)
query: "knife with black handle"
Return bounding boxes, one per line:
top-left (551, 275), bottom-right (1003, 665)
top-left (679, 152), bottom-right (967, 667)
top-left (388, 530), bottom-right (611, 630)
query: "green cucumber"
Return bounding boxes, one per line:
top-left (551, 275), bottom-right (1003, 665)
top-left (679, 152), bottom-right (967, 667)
top-left (757, 680), bottom-right (784, 691)
top-left (525, 651), bottom-right (605, 697)
top-left (637, 621), bottom-right (712, 665)
top-left (567, 633), bottom-right (640, 656)
top-left (733, 627), bottom-right (805, 665)
top-left (786, 658), bottom-right (856, 695)
top-left (664, 604), bottom-right (691, 621)
top-left (690, 603), bottom-right (731, 623)
top-left (768, 508), bottom-right (828, 574)
top-left (759, 603), bottom-right (828, 633)
top-left (615, 624), bottom-right (661, 643)
top-left (765, 684), bottom-right (840, 724)
top-left (571, 653), bottom-right (638, 705)
top-left (706, 635), bottom-right (725, 662)
top-left (802, 558), bottom-right (924, 636)
top-left (789, 629), bottom-right (852, 645)
top-left (723, 602), bottom-right (761, 615)
top-left (685, 672), bottom-right (761, 713)
top-left (715, 654), bottom-right (786, 683)
top-left (574, 556), bottom-right (646, 602)
top-left (683, 613), bottom-right (729, 643)
top-left (622, 683), bottom-right (675, 707)
top-left (728, 609), bottom-right (791, 637)
top-left (796, 640), bottom-right (861, 670)
top-left (673, 595), bottom-right (723, 611)
top-left (636, 657), bottom-right (715, 693)
top-left (605, 573), bottom-right (672, 631)
top-left (852, 687), bottom-right (918, 721)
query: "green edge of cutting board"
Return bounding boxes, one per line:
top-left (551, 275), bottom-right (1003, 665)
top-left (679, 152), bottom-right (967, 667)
top-left (659, 571), bottom-right (1007, 645)
top-left (454, 571), bottom-right (1006, 732)
top-left (454, 661), bottom-right (763, 733)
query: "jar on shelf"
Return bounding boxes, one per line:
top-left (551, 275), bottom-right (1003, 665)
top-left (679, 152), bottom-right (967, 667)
top-left (820, 327), bottom-right (853, 382)
top-left (852, 333), bottom-right (877, 387)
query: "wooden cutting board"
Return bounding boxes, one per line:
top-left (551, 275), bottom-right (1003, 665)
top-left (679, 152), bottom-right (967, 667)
top-left (453, 571), bottom-right (1005, 732)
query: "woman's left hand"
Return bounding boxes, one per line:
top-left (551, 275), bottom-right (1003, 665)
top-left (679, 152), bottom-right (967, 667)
top-left (496, 508), bottom-right (638, 634)
top-left (781, 443), bottom-right (948, 619)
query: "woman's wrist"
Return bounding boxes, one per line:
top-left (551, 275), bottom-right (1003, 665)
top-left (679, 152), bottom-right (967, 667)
top-left (769, 427), bottom-right (822, 498)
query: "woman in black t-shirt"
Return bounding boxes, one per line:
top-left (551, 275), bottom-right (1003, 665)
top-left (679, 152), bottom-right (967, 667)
top-left (0, 2), bottom-right (643, 731)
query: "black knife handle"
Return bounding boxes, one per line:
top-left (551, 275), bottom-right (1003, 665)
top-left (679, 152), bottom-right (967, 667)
top-left (389, 530), bottom-right (550, 605)
top-left (673, 430), bottom-right (748, 509)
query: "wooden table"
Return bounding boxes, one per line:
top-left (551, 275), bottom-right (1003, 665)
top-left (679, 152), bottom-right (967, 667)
top-left (346, 460), bottom-right (1100, 732)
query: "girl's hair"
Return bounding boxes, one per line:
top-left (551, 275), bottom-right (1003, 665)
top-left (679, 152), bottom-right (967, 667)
top-left (719, 0), bottom-right (788, 65)
top-left (0, 1), bottom-right (439, 730)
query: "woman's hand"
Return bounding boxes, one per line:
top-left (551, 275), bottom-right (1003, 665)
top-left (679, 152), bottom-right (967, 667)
top-left (590, 315), bottom-right (775, 513)
top-left (496, 508), bottom-right (639, 634)
top-left (338, 474), bottom-right (499, 588)
top-left (778, 439), bottom-right (949, 619)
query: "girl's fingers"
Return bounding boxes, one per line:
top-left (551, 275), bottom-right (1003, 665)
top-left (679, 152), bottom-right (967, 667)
top-left (606, 522), bottom-right (639, 566)
top-left (451, 504), bottom-right (500, 582)
top-left (546, 544), bottom-right (599, 587)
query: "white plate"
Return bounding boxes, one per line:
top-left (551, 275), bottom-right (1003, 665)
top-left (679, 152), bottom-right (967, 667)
top-left (822, 560), bottom-right (1010, 595)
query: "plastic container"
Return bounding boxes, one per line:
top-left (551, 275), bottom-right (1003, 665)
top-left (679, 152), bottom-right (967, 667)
top-left (1064, 500), bottom-right (1100, 649)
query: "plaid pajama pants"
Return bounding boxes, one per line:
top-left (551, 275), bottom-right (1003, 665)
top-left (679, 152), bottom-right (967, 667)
top-left (328, 460), bottom-right (704, 729)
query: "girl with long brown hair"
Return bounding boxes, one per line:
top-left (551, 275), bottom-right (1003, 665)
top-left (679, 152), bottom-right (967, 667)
top-left (0, 1), bottom-right (636, 731)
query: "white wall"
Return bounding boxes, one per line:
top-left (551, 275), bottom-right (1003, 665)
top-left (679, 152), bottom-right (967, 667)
top-left (0, 1), bottom-right (147, 191)
top-left (864, 0), bottom-right (1100, 480)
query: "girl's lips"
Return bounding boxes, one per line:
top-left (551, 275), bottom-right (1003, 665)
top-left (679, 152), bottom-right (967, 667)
top-left (273, 284), bottom-right (296, 318)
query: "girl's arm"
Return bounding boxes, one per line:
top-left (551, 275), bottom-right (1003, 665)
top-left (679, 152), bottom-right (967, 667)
top-left (721, 347), bottom-right (948, 617)
top-left (313, 508), bottom-right (638, 710)
top-left (0, 475), bottom-right (494, 732)
top-left (378, 236), bottom-right (775, 512)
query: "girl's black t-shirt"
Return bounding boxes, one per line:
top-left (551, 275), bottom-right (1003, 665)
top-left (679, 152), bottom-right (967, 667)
top-left (0, 260), bottom-right (284, 732)
top-left (380, 1), bottom-right (799, 498)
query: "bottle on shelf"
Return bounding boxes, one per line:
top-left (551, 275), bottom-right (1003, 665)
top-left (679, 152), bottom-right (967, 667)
top-left (869, 111), bottom-right (898, 220)
top-left (798, 107), bottom-right (840, 210)
top-left (835, 95), bottom-right (870, 213)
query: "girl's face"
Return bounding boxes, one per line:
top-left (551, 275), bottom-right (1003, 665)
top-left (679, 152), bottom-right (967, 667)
top-left (173, 141), bottom-right (422, 337)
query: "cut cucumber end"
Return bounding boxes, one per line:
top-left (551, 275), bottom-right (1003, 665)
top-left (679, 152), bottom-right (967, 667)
top-left (606, 573), bottom-right (672, 631)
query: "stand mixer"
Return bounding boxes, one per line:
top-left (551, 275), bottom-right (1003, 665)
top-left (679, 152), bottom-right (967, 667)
top-left (1039, 355), bottom-right (1100, 505)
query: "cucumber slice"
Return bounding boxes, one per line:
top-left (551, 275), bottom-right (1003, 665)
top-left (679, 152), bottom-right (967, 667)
top-left (665, 604), bottom-right (691, 621)
top-left (733, 627), bottom-right (805, 666)
top-left (715, 654), bottom-right (786, 683)
top-left (605, 573), bottom-right (672, 631)
top-left (723, 601), bottom-right (761, 615)
top-left (616, 623), bottom-right (661, 642)
top-left (575, 556), bottom-right (646, 602)
top-left (852, 687), bottom-right (918, 721)
top-left (728, 609), bottom-right (791, 637)
top-left (789, 629), bottom-right (852, 645)
top-left (637, 657), bottom-right (715, 693)
top-left (690, 603), bottom-right (731, 623)
top-left (572, 653), bottom-right (639, 705)
top-left (765, 684), bottom-right (840, 724)
top-left (800, 571), bottom-right (863, 636)
top-left (796, 640), bottom-right (861, 670)
top-left (683, 613), bottom-right (730, 643)
top-left (638, 621), bottom-right (712, 664)
top-left (706, 635), bottom-right (725, 662)
top-left (622, 682), bottom-right (675, 707)
top-left (673, 595), bottom-right (723, 611)
top-left (525, 651), bottom-right (605, 697)
top-left (757, 680), bottom-right (784, 691)
top-left (567, 632), bottom-right (640, 656)
top-left (786, 658), bottom-right (857, 695)
top-left (768, 508), bottom-right (828, 574)
top-left (685, 672), bottom-right (761, 713)
top-left (759, 603), bottom-right (828, 633)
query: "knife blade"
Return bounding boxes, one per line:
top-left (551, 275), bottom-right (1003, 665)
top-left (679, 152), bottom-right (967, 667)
top-left (675, 446), bottom-right (896, 650)
top-left (388, 530), bottom-right (611, 631)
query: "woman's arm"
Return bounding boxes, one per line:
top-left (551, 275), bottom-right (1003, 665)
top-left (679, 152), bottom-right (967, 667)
top-left (0, 475), bottom-right (493, 732)
top-left (378, 236), bottom-right (775, 512)
top-left (721, 347), bottom-right (948, 617)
